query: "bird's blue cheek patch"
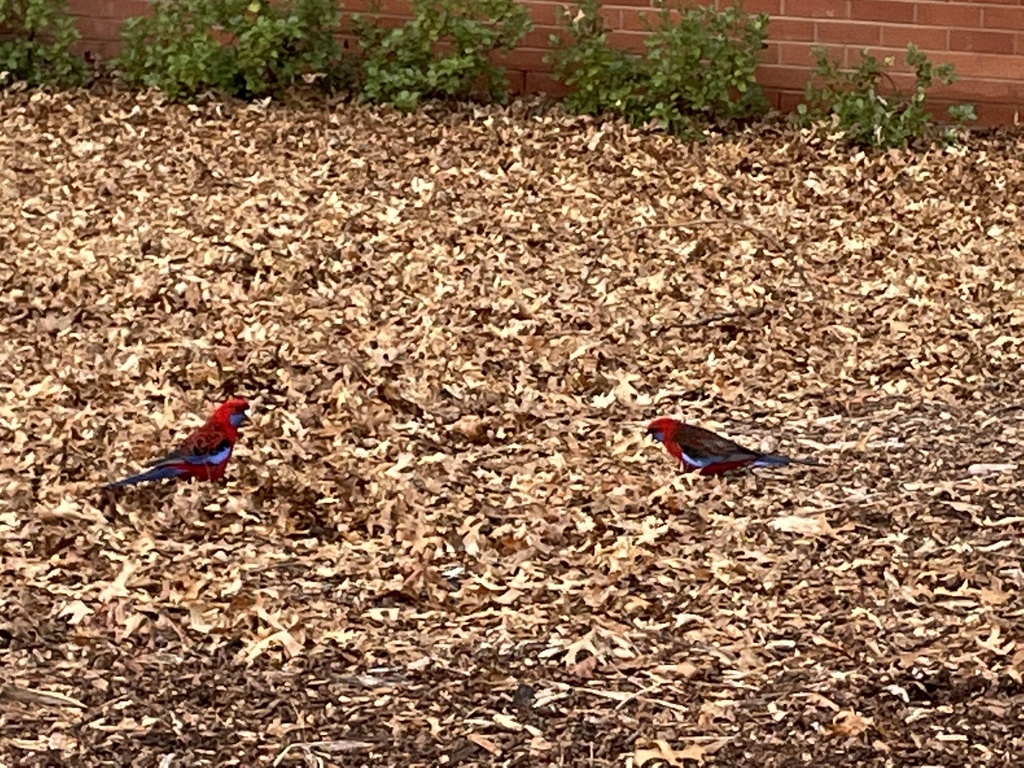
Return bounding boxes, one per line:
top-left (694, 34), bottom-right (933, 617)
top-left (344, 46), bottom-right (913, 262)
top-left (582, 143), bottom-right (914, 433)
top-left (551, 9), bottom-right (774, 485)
top-left (650, 430), bottom-right (664, 443)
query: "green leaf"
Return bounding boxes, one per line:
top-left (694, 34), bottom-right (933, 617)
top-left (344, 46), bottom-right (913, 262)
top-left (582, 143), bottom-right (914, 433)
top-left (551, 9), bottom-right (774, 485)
top-left (354, 0), bottom-right (531, 107)
top-left (799, 42), bottom-right (971, 149)
top-left (113, 0), bottom-right (346, 100)
top-left (549, 0), bottom-right (767, 136)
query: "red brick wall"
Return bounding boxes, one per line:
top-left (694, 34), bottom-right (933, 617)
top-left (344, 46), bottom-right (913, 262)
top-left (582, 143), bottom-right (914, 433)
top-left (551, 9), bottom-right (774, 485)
top-left (69, 0), bottom-right (1022, 125)
top-left (746, 0), bottom-right (1024, 125)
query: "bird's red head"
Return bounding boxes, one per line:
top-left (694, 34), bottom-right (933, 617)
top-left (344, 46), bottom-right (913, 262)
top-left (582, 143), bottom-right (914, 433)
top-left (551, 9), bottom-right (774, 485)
top-left (212, 398), bottom-right (250, 430)
top-left (646, 416), bottom-right (681, 444)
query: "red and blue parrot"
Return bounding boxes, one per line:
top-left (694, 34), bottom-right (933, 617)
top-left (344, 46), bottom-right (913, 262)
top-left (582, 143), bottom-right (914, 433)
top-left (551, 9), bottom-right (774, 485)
top-left (104, 398), bottom-right (249, 488)
top-left (647, 416), bottom-right (819, 476)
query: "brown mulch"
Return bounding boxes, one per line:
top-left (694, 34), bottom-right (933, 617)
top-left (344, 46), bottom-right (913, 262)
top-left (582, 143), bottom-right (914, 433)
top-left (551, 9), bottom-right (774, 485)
top-left (2, 88), bottom-right (1024, 767)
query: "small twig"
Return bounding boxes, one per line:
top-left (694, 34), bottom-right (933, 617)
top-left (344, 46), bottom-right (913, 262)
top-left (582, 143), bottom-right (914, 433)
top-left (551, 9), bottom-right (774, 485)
top-left (880, 69), bottom-right (901, 95)
top-left (0, 268), bottom-right (15, 295)
top-left (678, 304), bottom-right (766, 330)
top-left (0, 684), bottom-right (86, 709)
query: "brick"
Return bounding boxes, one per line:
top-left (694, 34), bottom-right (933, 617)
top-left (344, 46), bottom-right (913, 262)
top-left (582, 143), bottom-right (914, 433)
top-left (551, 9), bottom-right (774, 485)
top-left (849, 0), bottom-right (914, 23)
top-left (527, 3), bottom-right (563, 27)
top-left (583, 0), bottom-right (657, 6)
top-left (880, 23), bottom-right (948, 51)
top-left (344, 0), bottom-right (411, 14)
top-left (915, 2), bottom-right (981, 27)
top-left (959, 102), bottom-right (1021, 127)
top-left (370, 0), bottom-right (414, 16)
top-left (523, 71), bottom-right (571, 96)
top-left (69, 0), bottom-right (147, 18)
top-left (757, 64), bottom-right (813, 90)
top-left (940, 51), bottom-right (1024, 80)
top-left (846, 46), bottom-right (914, 71)
top-left (782, 0), bottom-right (848, 20)
top-left (776, 90), bottom-right (805, 112)
top-left (605, 31), bottom-right (649, 53)
top-left (932, 77), bottom-right (1024, 103)
top-left (620, 5), bottom-right (683, 29)
top-left (106, 0), bottom-right (150, 18)
top-left (67, 0), bottom-right (96, 15)
top-left (949, 28), bottom-right (1015, 54)
top-left (505, 69), bottom-right (526, 95)
top-left (74, 16), bottom-right (124, 41)
top-left (738, 0), bottom-right (782, 14)
top-left (878, 71), bottom-right (918, 92)
top-left (620, 7), bottom-right (657, 32)
top-left (769, 18), bottom-right (814, 41)
top-left (762, 41), bottom-right (782, 65)
top-left (814, 20), bottom-right (882, 45)
top-left (983, 6), bottom-right (1024, 31)
top-left (779, 41), bottom-right (842, 66)
top-left (493, 48), bottom-right (552, 73)
top-left (519, 26), bottom-right (563, 50)
top-left (345, 14), bottom-right (406, 30)
top-left (602, 6), bottom-right (623, 28)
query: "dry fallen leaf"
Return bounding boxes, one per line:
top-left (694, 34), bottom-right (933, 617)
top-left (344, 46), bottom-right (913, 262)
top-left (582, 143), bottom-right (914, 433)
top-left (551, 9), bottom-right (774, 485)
top-left (769, 514), bottom-right (834, 536)
top-left (827, 710), bottom-right (873, 738)
top-left (451, 414), bottom-right (489, 443)
top-left (467, 732), bottom-right (501, 755)
top-left (634, 739), bottom-right (703, 766)
top-left (967, 463), bottom-right (1017, 476)
top-left (3, 89), bottom-right (1023, 767)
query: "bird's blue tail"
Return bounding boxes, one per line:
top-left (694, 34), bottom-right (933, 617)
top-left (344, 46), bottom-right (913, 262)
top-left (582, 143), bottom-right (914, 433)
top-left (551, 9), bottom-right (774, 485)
top-left (751, 454), bottom-right (790, 468)
top-left (104, 465), bottom-right (187, 489)
top-left (752, 454), bottom-right (820, 468)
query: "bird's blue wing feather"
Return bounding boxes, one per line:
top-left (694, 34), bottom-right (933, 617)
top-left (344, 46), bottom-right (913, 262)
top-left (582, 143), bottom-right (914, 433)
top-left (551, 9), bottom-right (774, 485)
top-left (150, 439), bottom-right (232, 468)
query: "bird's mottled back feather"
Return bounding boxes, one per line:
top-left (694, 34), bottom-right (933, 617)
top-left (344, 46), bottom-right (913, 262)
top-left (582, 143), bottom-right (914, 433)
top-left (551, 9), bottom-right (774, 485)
top-left (670, 423), bottom-right (761, 462)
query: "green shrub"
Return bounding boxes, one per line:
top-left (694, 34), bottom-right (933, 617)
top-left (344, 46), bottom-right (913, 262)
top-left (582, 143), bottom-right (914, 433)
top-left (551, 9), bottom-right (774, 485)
top-left (797, 44), bottom-right (976, 148)
top-left (115, 0), bottom-right (345, 100)
top-left (0, 0), bottom-right (86, 87)
top-left (550, 0), bottom-right (769, 137)
top-left (353, 0), bottom-right (532, 111)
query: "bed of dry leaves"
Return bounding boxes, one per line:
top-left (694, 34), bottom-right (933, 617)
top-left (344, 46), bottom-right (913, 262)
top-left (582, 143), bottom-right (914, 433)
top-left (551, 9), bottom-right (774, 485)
top-left (2, 87), bottom-right (1024, 767)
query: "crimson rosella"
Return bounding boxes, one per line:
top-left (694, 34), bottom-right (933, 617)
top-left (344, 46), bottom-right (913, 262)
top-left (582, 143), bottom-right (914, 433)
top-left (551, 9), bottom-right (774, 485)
top-left (104, 398), bottom-right (249, 488)
top-left (647, 416), bottom-right (819, 476)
